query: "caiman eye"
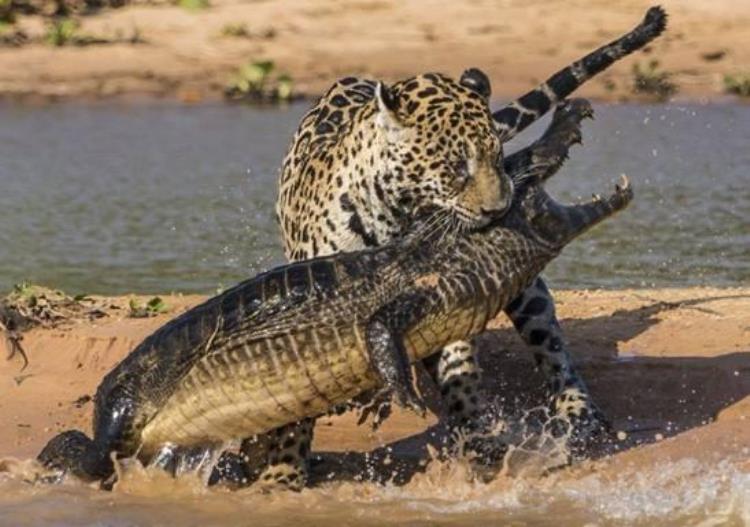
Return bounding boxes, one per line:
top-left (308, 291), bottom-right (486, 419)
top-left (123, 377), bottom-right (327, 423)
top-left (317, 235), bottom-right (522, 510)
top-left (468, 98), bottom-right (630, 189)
top-left (451, 159), bottom-right (470, 191)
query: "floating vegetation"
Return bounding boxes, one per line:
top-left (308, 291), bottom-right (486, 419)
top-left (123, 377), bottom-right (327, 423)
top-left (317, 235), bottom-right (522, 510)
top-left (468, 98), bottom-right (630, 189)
top-left (129, 296), bottom-right (169, 318)
top-left (224, 60), bottom-right (299, 104)
top-left (631, 59), bottom-right (678, 101)
top-left (723, 73), bottom-right (750, 98)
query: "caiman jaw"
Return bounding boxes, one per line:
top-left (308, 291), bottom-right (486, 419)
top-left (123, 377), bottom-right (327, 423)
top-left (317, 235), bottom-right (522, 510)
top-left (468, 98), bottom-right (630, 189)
top-left (530, 175), bottom-right (634, 248)
top-left (558, 174), bottom-right (633, 244)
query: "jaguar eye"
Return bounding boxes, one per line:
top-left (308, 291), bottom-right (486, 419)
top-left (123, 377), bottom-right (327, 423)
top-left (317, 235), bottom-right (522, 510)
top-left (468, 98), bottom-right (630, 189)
top-left (451, 160), bottom-right (470, 190)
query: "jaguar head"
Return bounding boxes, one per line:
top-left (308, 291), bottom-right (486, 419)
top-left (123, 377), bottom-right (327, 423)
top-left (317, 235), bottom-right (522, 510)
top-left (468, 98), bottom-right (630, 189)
top-left (374, 69), bottom-right (513, 232)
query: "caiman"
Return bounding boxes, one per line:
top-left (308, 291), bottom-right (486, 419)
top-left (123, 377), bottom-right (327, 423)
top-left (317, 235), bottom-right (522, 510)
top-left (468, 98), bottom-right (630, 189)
top-left (38, 99), bottom-right (633, 485)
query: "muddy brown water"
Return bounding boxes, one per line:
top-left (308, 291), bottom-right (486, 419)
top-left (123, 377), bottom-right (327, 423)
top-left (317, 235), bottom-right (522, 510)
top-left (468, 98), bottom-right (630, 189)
top-left (0, 451), bottom-right (749, 526)
top-left (0, 102), bottom-right (749, 526)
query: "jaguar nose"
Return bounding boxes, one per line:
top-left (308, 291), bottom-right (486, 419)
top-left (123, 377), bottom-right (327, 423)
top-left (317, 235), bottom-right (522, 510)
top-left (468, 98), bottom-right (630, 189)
top-left (481, 204), bottom-right (510, 220)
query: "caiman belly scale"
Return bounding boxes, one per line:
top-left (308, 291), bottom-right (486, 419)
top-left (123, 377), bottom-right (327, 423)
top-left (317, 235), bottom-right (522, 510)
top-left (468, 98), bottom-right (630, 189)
top-left (141, 237), bottom-right (542, 449)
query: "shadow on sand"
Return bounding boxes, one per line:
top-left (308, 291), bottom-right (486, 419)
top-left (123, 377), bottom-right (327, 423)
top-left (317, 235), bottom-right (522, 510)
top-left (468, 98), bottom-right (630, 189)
top-left (309, 294), bottom-right (750, 486)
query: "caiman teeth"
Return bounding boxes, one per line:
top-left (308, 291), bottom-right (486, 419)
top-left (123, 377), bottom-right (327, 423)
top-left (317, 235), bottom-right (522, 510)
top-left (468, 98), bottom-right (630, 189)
top-left (615, 174), bottom-right (630, 192)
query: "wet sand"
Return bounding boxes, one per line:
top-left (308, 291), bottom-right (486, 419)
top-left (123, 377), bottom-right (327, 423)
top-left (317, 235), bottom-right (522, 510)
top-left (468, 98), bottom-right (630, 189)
top-left (1, 0), bottom-right (749, 102)
top-left (1, 287), bottom-right (748, 465)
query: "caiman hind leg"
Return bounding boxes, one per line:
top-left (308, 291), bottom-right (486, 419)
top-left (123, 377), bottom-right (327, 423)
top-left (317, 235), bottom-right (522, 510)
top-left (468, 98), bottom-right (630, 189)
top-left (37, 430), bottom-right (114, 484)
top-left (37, 384), bottom-right (139, 485)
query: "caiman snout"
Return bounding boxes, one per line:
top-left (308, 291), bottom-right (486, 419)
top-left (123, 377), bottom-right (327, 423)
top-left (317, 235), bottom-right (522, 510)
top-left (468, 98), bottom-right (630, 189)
top-left (526, 174), bottom-right (633, 248)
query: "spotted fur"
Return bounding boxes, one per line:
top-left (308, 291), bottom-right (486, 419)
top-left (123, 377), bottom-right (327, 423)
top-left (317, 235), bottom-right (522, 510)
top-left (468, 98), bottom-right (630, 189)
top-left (277, 73), bottom-right (514, 261)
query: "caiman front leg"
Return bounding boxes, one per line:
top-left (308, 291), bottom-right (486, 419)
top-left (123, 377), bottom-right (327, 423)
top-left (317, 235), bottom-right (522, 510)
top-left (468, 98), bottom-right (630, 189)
top-left (366, 320), bottom-right (426, 416)
top-left (365, 295), bottom-right (429, 417)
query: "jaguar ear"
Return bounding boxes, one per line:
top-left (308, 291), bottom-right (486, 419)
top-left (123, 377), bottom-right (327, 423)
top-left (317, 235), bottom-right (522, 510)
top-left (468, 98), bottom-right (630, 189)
top-left (375, 82), bottom-right (402, 129)
top-left (460, 68), bottom-right (492, 99)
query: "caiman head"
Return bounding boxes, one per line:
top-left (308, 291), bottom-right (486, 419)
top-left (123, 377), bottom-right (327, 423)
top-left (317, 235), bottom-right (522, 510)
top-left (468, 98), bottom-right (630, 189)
top-left (501, 99), bottom-right (634, 250)
top-left (508, 171), bottom-right (632, 251)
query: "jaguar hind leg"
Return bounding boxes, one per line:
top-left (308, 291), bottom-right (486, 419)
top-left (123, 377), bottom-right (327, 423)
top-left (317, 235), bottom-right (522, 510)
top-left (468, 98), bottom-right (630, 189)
top-left (209, 419), bottom-right (314, 491)
top-left (435, 341), bottom-right (483, 433)
top-left (254, 419), bottom-right (314, 491)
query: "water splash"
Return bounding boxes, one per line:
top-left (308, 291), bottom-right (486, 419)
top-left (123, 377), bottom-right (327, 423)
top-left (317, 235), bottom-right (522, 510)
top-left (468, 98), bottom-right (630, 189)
top-left (1, 448), bottom-right (749, 526)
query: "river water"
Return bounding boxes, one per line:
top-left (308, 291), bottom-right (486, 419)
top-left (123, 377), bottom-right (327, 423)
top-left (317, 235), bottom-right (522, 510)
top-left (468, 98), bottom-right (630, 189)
top-left (0, 102), bottom-right (747, 295)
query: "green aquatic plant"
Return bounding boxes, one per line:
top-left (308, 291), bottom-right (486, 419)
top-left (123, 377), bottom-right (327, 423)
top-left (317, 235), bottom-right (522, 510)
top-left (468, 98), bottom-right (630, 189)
top-left (225, 60), bottom-right (296, 103)
top-left (129, 296), bottom-right (169, 318)
top-left (723, 73), bottom-right (750, 98)
top-left (631, 59), bottom-right (678, 101)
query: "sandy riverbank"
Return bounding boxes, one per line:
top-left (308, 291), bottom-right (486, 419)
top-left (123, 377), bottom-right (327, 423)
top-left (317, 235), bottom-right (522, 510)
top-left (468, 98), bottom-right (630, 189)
top-left (0, 0), bottom-right (748, 103)
top-left (1, 287), bottom-right (748, 483)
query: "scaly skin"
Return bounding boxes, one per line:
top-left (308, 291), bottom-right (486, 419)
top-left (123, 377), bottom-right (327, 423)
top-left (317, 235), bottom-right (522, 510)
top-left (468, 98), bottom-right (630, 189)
top-left (38, 103), bottom-right (632, 482)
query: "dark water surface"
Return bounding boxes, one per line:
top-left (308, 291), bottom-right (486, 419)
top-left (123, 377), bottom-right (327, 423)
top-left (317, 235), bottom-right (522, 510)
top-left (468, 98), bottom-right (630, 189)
top-left (0, 102), bottom-right (747, 295)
